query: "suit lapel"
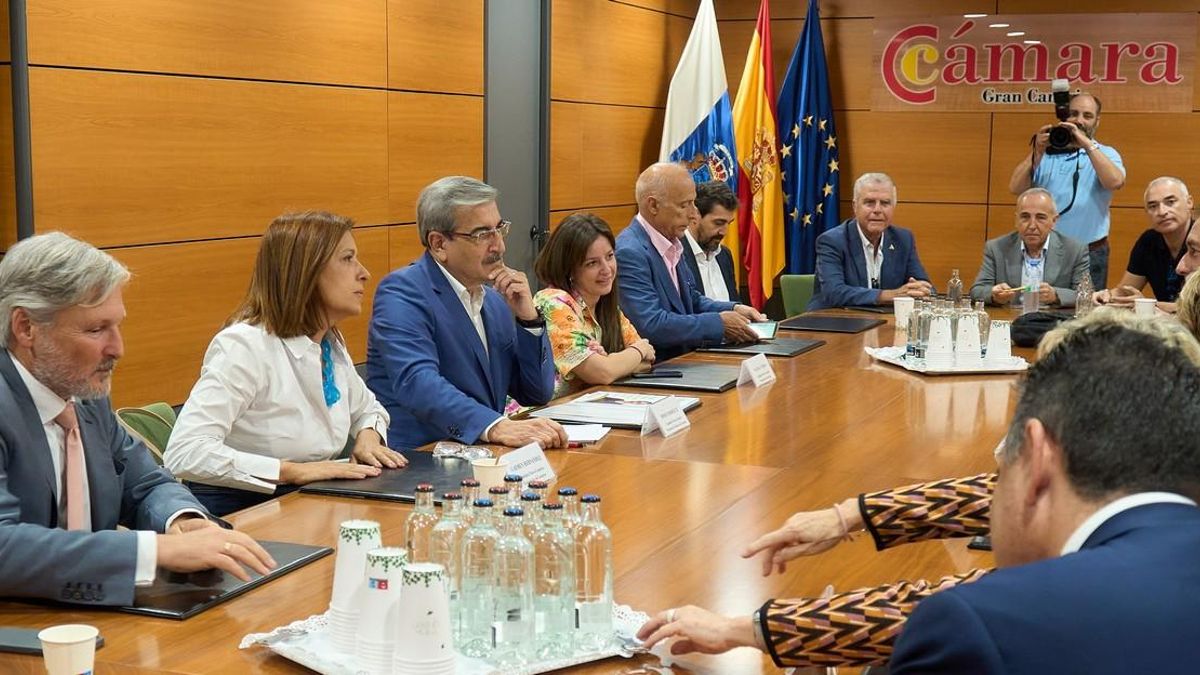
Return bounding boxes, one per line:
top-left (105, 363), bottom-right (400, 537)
top-left (1045, 233), bottom-right (1065, 284)
top-left (681, 243), bottom-right (702, 293)
top-left (480, 296), bottom-right (506, 409)
top-left (635, 226), bottom-right (686, 313)
top-left (845, 221), bottom-right (869, 287)
top-left (1006, 234), bottom-right (1023, 288)
top-left (421, 255), bottom-right (493, 390)
top-left (0, 351), bottom-right (58, 502)
top-left (77, 404), bottom-right (118, 531)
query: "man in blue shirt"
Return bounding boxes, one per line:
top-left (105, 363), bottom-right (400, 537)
top-left (1008, 92), bottom-right (1125, 289)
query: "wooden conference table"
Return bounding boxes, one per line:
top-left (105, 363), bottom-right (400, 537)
top-left (0, 310), bottom-right (1029, 674)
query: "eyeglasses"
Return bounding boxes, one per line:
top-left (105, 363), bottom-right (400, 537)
top-left (445, 220), bottom-right (512, 244)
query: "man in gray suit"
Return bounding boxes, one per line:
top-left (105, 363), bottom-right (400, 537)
top-left (0, 232), bottom-right (275, 606)
top-left (970, 188), bottom-right (1090, 307)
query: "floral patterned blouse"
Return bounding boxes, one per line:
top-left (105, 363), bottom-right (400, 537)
top-left (533, 288), bottom-right (642, 398)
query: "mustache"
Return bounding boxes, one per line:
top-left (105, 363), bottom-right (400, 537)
top-left (483, 253), bottom-right (503, 265)
top-left (97, 358), bottom-right (117, 373)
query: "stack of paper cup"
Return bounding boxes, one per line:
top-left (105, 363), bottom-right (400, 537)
top-left (893, 297), bottom-right (915, 330)
top-left (925, 315), bottom-right (955, 369)
top-left (954, 313), bottom-right (983, 363)
top-left (393, 562), bottom-right (456, 675)
top-left (328, 519), bottom-right (382, 650)
top-left (985, 320), bottom-right (1013, 362)
top-left (37, 624), bottom-right (98, 675)
top-left (356, 547), bottom-right (409, 674)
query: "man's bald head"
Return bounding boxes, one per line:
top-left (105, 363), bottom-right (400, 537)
top-left (635, 162), bottom-right (697, 240)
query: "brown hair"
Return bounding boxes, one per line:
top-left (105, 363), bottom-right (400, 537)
top-left (535, 213), bottom-right (626, 355)
top-left (229, 211), bottom-right (355, 342)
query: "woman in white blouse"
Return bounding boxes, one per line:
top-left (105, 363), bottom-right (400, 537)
top-left (165, 212), bottom-right (407, 515)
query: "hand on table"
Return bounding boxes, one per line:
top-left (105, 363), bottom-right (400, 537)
top-left (157, 526), bottom-right (277, 582)
top-left (741, 498), bottom-right (861, 576)
top-left (278, 460), bottom-right (380, 485)
top-left (636, 605), bottom-right (756, 655)
top-left (351, 429), bottom-right (408, 469)
top-left (488, 418), bottom-right (567, 449)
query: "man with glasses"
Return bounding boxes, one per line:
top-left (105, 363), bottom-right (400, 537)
top-left (367, 176), bottom-right (565, 451)
top-left (1095, 176), bottom-right (1193, 312)
top-left (617, 162), bottom-right (764, 361)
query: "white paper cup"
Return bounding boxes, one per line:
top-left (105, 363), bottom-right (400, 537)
top-left (893, 297), bottom-right (915, 329)
top-left (985, 320), bottom-right (1013, 361)
top-left (330, 519), bottom-right (382, 613)
top-left (955, 316), bottom-right (982, 358)
top-left (357, 547), bottom-right (408, 648)
top-left (1134, 297), bottom-right (1157, 317)
top-left (394, 563), bottom-right (453, 665)
top-left (470, 458), bottom-right (508, 492)
top-left (38, 624), bottom-right (98, 675)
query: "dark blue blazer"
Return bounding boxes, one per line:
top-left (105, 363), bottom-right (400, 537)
top-left (891, 502), bottom-right (1200, 674)
top-left (0, 350), bottom-right (204, 606)
top-left (808, 219), bottom-right (931, 310)
top-left (681, 241), bottom-right (740, 302)
top-left (615, 218), bottom-right (736, 361)
top-left (366, 252), bottom-right (556, 451)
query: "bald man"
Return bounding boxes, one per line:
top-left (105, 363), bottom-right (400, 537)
top-left (615, 163), bottom-right (764, 361)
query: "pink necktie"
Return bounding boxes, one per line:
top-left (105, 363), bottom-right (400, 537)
top-left (53, 402), bottom-right (86, 531)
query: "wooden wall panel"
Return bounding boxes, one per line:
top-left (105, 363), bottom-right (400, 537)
top-left (387, 92), bottom-right (485, 224)
top-left (882, 203), bottom-right (989, 291)
top-left (552, 0), bottom-right (692, 107)
top-left (29, 68), bottom-right (389, 248)
top-left (388, 224), bottom-right (425, 274)
top-left (549, 205), bottom-right (639, 232)
top-left (26, 0), bottom-right (386, 87)
top-left (550, 102), bottom-right (665, 210)
top-left (0, 67), bottom-right (14, 251)
top-left (837, 111), bottom-right (991, 203)
top-left (998, 0), bottom-right (1200, 12)
top-left (388, 0), bottom-right (484, 94)
top-left (340, 227), bottom-right (390, 363)
top-left (1, 0), bottom-right (9, 63)
top-left (616, 0), bottom-right (699, 16)
top-left (717, 0), bottom-right (996, 20)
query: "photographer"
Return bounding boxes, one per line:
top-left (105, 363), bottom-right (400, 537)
top-left (1008, 91), bottom-right (1125, 289)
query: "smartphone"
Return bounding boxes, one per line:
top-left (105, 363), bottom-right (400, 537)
top-left (967, 535), bottom-right (992, 551)
top-left (748, 321), bottom-right (778, 340)
top-left (0, 627), bottom-right (104, 655)
top-left (632, 370), bottom-right (683, 378)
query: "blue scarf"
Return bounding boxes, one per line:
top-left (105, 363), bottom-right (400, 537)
top-left (320, 337), bottom-right (341, 408)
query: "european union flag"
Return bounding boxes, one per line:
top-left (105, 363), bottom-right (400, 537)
top-left (777, 0), bottom-right (839, 274)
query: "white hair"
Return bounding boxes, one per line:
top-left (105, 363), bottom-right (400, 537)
top-left (852, 172), bottom-right (897, 203)
top-left (416, 176), bottom-right (499, 247)
top-left (0, 232), bottom-right (130, 346)
top-left (1144, 176), bottom-right (1191, 202)
top-left (1017, 187), bottom-right (1058, 215)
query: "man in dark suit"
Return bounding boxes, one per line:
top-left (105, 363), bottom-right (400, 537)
top-left (0, 232), bottom-right (274, 606)
top-left (808, 172), bottom-right (934, 310)
top-left (682, 180), bottom-right (740, 303)
top-left (889, 317), bottom-right (1200, 673)
top-left (616, 163), bottom-right (764, 361)
top-left (367, 176), bottom-right (565, 451)
top-left (970, 188), bottom-right (1090, 306)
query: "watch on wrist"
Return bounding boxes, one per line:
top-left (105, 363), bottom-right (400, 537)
top-left (516, 309), bottom-right (545, 328)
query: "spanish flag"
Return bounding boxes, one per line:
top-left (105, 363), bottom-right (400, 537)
top-left (731, 0), bottom-right (784, 310)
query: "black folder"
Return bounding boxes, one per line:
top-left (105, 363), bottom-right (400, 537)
top-left (699, 337), bottom-right (825, 357)
top-left (613, 361), bottom-right (741, 392)
top-left (779, 315), bottom-right (885, 334)
top-left (121, 540), bottom-right (331, 619)
top-left (300, 450), bottom-right (475, 504)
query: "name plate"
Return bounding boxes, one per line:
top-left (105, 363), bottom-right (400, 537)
top-left (501, 442), bottom-right (556, 485)
top-left (640, 397), bottom-right (691, 438)
top-left (737, 353), bottom-right (777, 387)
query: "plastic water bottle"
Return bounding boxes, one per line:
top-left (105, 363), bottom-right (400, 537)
top-left (574, 494), bottom-right (613, 652)
top-left (1075, 274), bottom-right (1095, 317)
top-left (431, 492), bottom-right (469, 642)
top-left (460, 478), bottom-right (480, 526)
top-left (488, 485), bottom-right (510, 509)
top-left (404, 483), bottom-right (438, 562)
top-left (531, 502), bottom-right (576, 659)
top-left (557, 487), bottom-right (581, 533)
top-left (975, 300), bottom-right (990, 354)
top-left (492, 506), bottom-right (535, 668)
top-left (459, 498), bottom-right (499, 658)
top-left (527, 480), bottom-right (550, 501)
top-left (906, 301), bottom-right (924, 358)
top-left (520, 492), bottom-right (543, 540)
top-left (947, 268), bottom-right (963, 303)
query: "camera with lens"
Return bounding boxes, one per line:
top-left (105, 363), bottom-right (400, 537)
top-left (1047, 78), bottom-right (1074, 151)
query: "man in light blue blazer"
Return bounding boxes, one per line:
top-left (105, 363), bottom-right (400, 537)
top-left (891, 316), bottom-right (1200, 673)
top-left (808, 172), bottom-right (934, 310)
top-left (0, 233), bottom-right (273, 606)
top-left (367, 176), bottom-right (564, 452)
top-left (616, 163), bottom-right (764, 361)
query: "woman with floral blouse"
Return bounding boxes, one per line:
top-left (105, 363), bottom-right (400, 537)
top-left (533, 213), bottom-right (656, 397)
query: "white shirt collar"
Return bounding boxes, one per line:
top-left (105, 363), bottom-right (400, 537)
top-left (856, 220), bottom-right (885, 255)
top-left (1060, 491), bottom-right (1196, 555)
top-left (280, 333), bottom-right (320, 360)
top-left (7, 349), bottom-right (70, 425)
top-left (434, 260), bottom-right (484, 309)
top-left (684, 230), bottom-right (716, 261)
top-left (1021, 233), bottom-right (1052, 259)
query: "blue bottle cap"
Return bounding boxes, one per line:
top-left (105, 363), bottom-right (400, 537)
top-left (502, 506), bottom-right (525, 517)
top-left (520, 491), bottom-right (541, 502)
top-left (504, 473), bottom-right (523, 482)
top-left (581, 494), bottom-right (601, 503)
top-left (557, 486), bottom-right (578, 496)
top-left (473, 498), bottom-right (494, 508)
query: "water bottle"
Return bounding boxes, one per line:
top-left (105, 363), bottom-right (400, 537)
top-left (531, 502), bottom-right (576, 660)
top-left (947, 268), bottom-right (963, 303)
top-left (574, 494), bottom-right (613, 652)
top-left (404, 483), bottom-right (438, 562)
top-left (460, 479), bottom-right (481, 526)
top-left (459, 498), bottom-right (500, 658)
top-left (431, 492), bottom-right (469, 642)
top-left (503, 473), bottom-right (524, 507)
top-left (917, 299), bottom-right (934, 359)
top-left (488, 485), bottom-right (510, 509)
top-left (492, 506), bottom-right (535, 668)
top-left (557, 487), bottom-right (581, 533)
top-left (1022, 285), bottom-right (1040, 314)
top-left (975, 300), bottom-right (990, 354)
top-left (527, 480), bottom-right (550, 501)
top-left (906, 301), bottom-right (924, 358)
top-left (520, 492), bottom-right (543, 540)
top-left (1075, 274), bottom-right (1095, 317)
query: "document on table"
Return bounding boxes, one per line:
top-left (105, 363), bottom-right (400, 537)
top-left (562, 424), bottom-right (610, 444)
top-left (530, 391), bottom-right (701, 429)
